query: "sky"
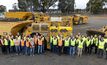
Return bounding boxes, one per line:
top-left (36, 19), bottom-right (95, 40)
top-left (0, 0), bottom-right (89, 11)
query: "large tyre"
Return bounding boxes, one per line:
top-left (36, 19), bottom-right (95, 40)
top-left (78, 18), bottom-right (83, 24)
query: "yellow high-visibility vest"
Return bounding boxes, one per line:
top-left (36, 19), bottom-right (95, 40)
top-left (71, 39), bottom-right (76, 46)
top-left (64, 39), bottom-right (69, 46)
top-left (98, 41), bottom-right (105, 50)
top-left (4, 39), bottom-right (8, 46)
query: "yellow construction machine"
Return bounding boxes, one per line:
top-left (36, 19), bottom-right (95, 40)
top-left (73, 14), bottom-right (88, 24)
top-left (86, 26), bottom-right (107, 37)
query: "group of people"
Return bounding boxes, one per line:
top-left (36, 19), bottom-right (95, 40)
top-left (0, 33), bottom-right (46, 56)
top-left (0, 33), bottom-right (107, 60)
top-left (50, 33), bottom-right (107, 59)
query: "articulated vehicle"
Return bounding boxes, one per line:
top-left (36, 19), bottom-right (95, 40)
top-left (86, 26), bottom-right (107, 37)
top-left (73, 14), bottom-right (88, 25)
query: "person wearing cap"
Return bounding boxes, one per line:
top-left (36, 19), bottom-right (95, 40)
top-left (98, 37), bottom-right (105, 58)
top-left (70, 36), bottom-right (76, 56)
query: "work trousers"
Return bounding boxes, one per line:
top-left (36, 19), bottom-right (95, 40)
top-left (98, 49), bottom-right (104, 58)
top-left (10, 46), bottom-right (15, 53)
top-left (30, 47), bottom-right (35, 55)
top-left (21, 46), bottom-right (25, 55)
top-left (35, 44), bottom-right (38, 54)
top-left (106, 51), bottom-right (107, 59)
top-left (53, 45), bottom-right (57, 53)
top-left (69, 46), bottom-right (75, 56)
top-left (1, 45), bottom-right (5, 54)
top-left (78, 48), bottom-right (83, 57)
top-left (4, 45), bottom-right (9, 54)
top-left (58, 46), bottom-right (62, 55)
top-left (15, 46), bottom-right (20, 55)
top-left (63, 46), bottom-right (69, 54)
top-left (26, 47), bottom-right (30, 55)
top-left (38, 45), bottom-right (43, 54)
top-left (86, 46), bottom-right (92, 55)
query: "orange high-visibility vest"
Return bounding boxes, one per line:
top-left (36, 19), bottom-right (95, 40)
top-left (21, 40), bottom-right (24, 46)
top-left (34, 37), bottom-right (38, 45)
top-left (58, 39), bottom-right (63, 46)
top-left (38, 39), bottom-right (43, 45)
top-left (26, 41), bottom-right (30, 47)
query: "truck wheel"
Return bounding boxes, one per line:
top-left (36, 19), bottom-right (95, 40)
top-left (78, 18), bottom-right (83, 24)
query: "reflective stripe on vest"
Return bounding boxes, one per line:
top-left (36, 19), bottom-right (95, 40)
top-left (98, 41), bottom-right (105, 49)
top-left (4, 39), bottom-right (8, 45)
top-left (53, 38), bottom-right (57, 45)
top-left (38, 39), bottom-right (43, 45)
top-left (78, 40), bottom-right (83, 48)
top-left (71, 39), bottom-right (76, 46)
top-left (64, 39), bottom-right (69, 46)
top-left (10, 39), bottom-right (14, 46)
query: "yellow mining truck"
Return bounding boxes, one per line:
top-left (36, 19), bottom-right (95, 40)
top-left (73, 14), bottom-right (88, 25)
top-left (0, 12), bottom-right (33, 36)
top-left (0, 12), bottom-right (73, 37)
top-left (86, 26), bottom-right (107, 37)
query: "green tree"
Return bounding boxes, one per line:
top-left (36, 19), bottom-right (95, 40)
top-left (86, 0), bottom-right (106, 14)
top-left (0, 5), bottom-right (6, 12)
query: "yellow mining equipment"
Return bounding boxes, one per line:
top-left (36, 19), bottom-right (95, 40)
top-left (86, 26), bottom-right (107, 37)
top-left (73, 14), bottom-right (88, 25)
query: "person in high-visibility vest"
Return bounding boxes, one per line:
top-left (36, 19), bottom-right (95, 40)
top-left (93, 35), bottom-right (99, 54)
top-left (0, 36), bottom-right (5, 54)
top-left (38, 36), bottom-right (43, 54)
top-left (81, 35), bottom-right (86, 54)
top-left (25, 38), bottom-right (31, 56)
top-left (21, 37), bottom-right (25, 55)
top-left (86, 37), bottom-right (91, 54)
top-left (75, 35), bottom-right (81, 55)
top-left (104, 36), bottom-right (107, 59)
top-left (98, 37), bottom-right (105, 58)
top-left (14, 36), bottom-right (20, 55)
top-left (4, 37), bottom-right (9, 54)
top-left (34, 35), bottom-right (38, 54)
top-left (50, 35), bottom-right (53, 52)
top-left (89, 35), bottom-right (94, 54)
top-left (69, 36), bottom-right (76, 56)
top-left (77, 38), bottom-right (84, 57)
top-left (41, 35), bottom-right (45, 53)
top-left (63, 37), bottom-right (70, 54)
top-left (52, 36), bottom-right (58, 53)
top-left (10, 37), bottom-right (15, 53)
top-left (58, 36), bottom-right (63, 55)
top-left (30, 37), bottom-right (35, 56)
